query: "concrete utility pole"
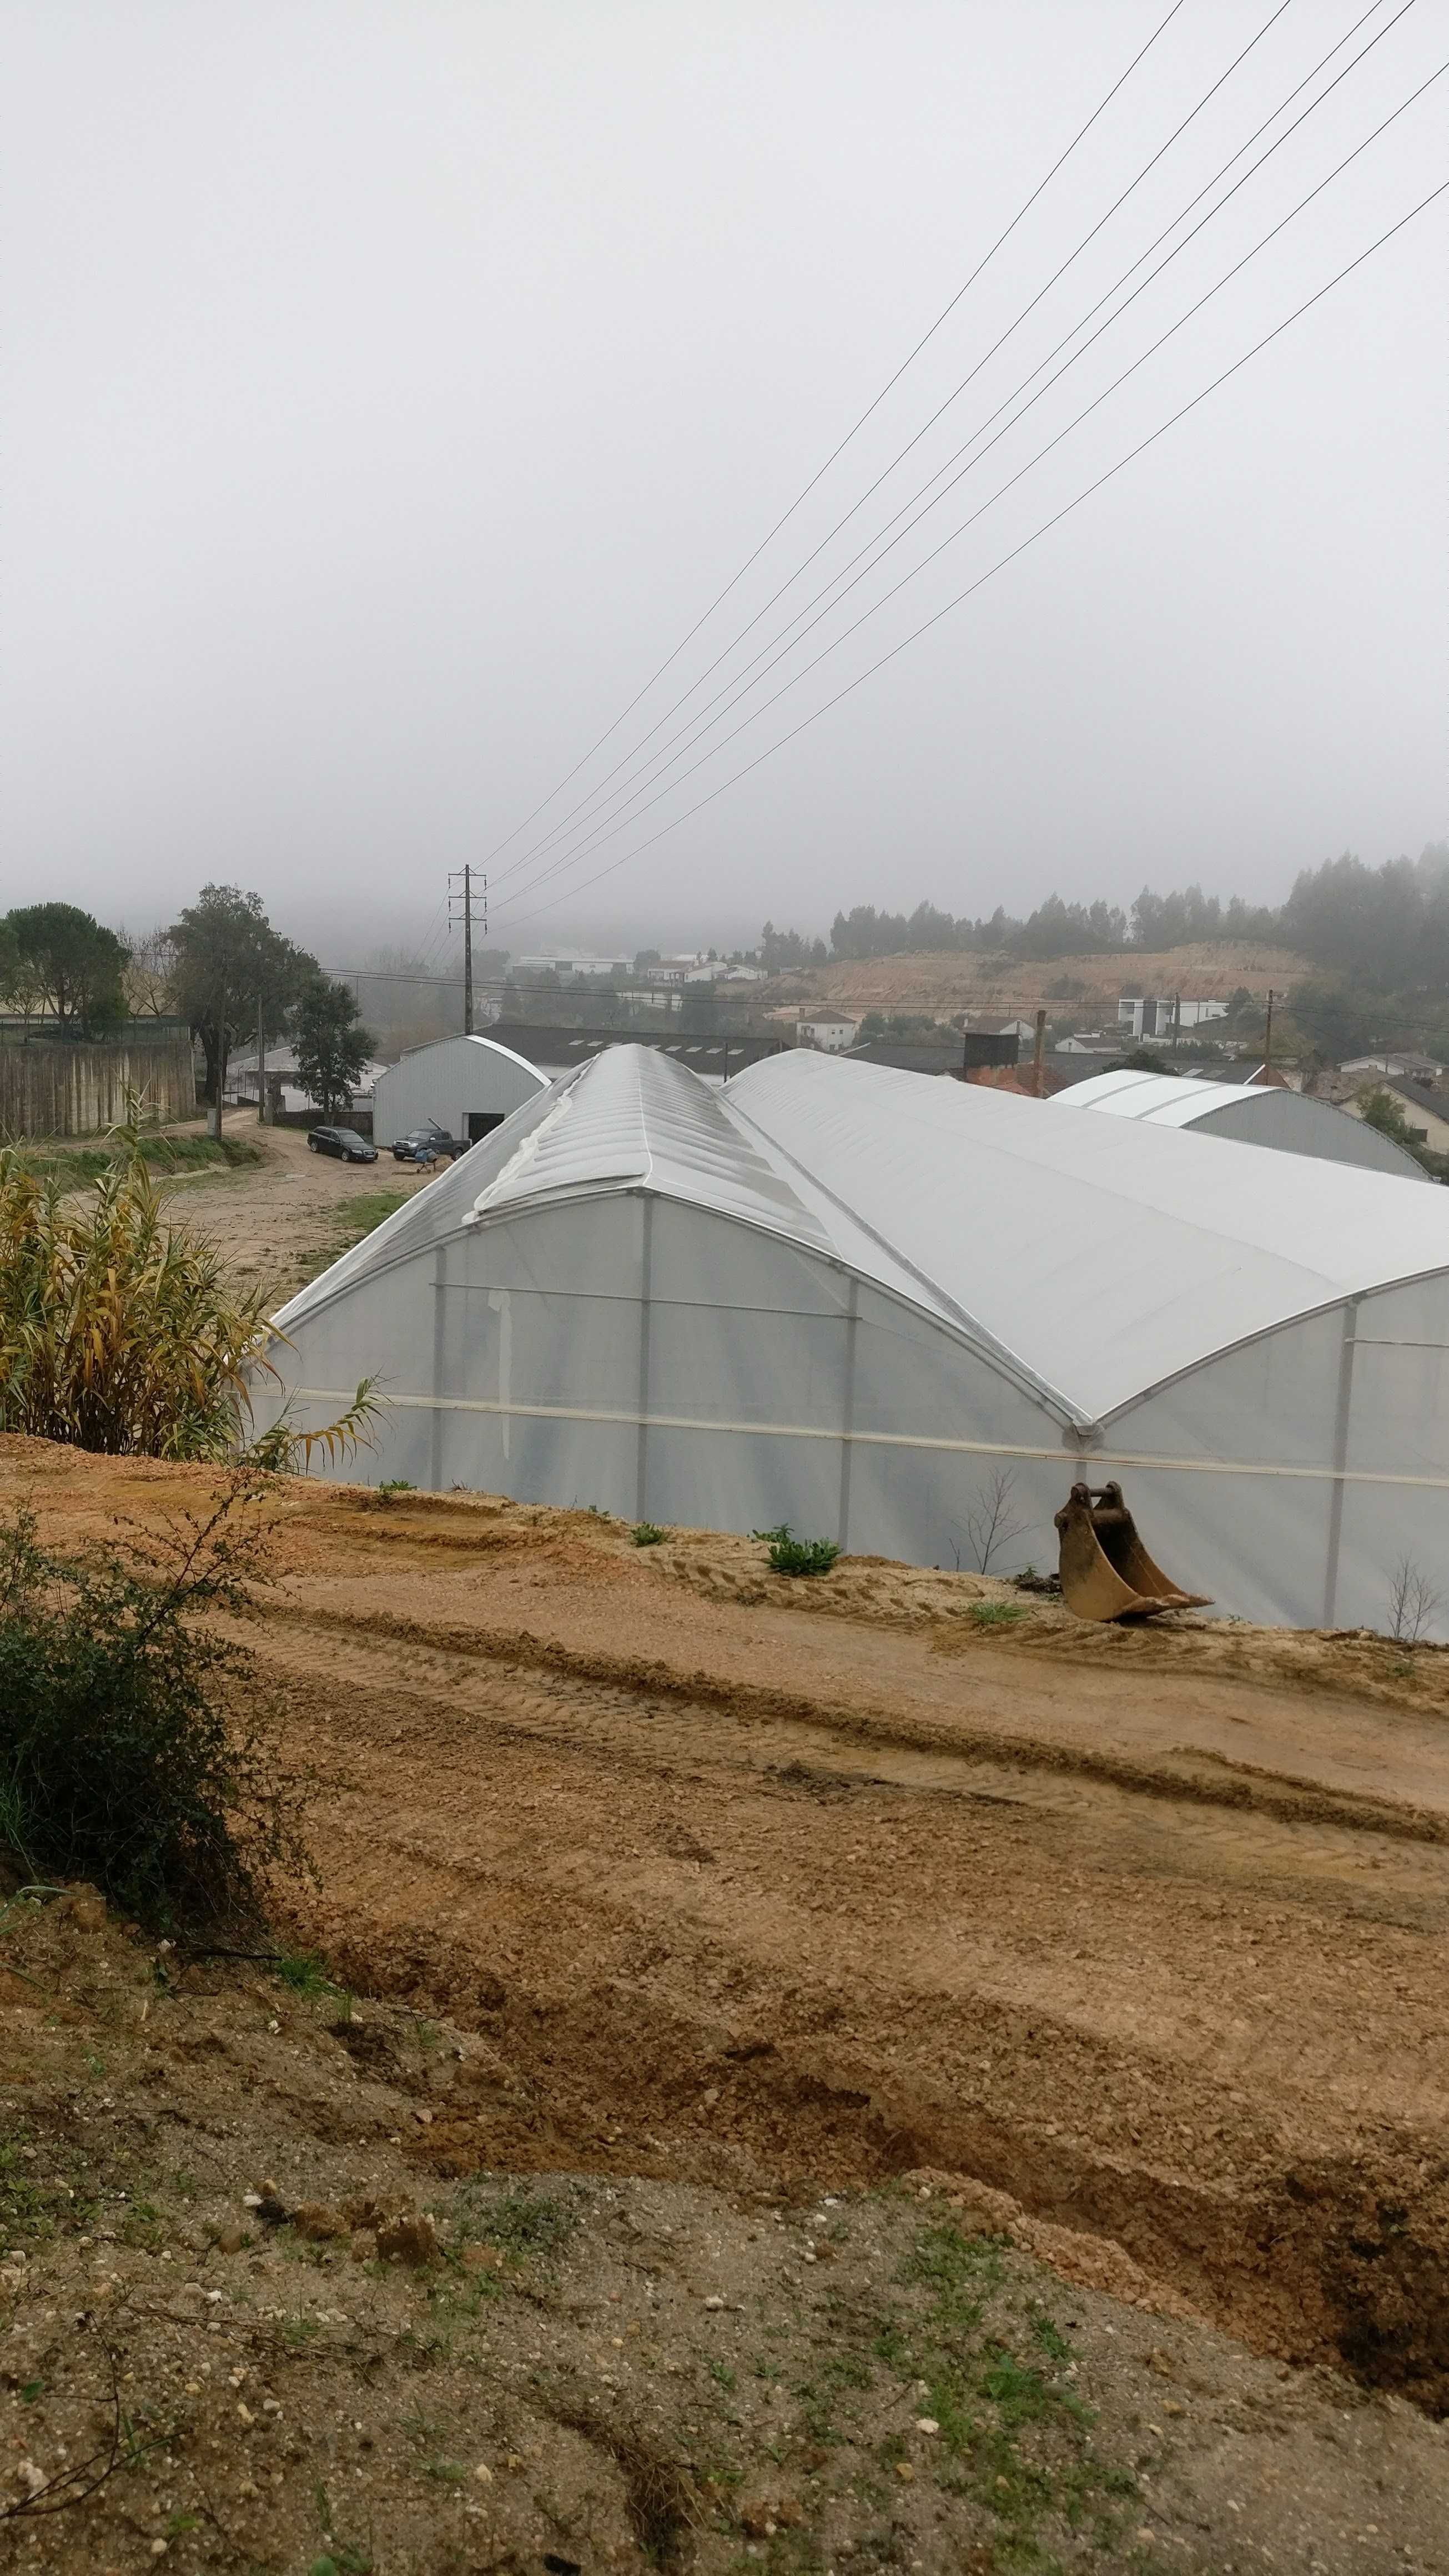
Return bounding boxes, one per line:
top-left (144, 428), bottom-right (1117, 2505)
top-left (256, 999), bottom-right (268, 1124)
top-left (1031, 1008), bottom-right (1047, 1097)
top-left (449, 865), bottom-right (486, 1037)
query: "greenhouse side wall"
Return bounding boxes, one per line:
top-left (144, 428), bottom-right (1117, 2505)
top-left (1100, 1276), bottom-right (1449, 1633)
top-left (254, 1190), bottom-right (1076, 1561)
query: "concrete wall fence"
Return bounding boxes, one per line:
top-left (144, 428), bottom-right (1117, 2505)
top-left (0, 1036), bottom-right (197, 1137)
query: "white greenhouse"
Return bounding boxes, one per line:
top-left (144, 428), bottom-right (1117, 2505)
top-left (1055, 1065), bottom-right (1427, 1180)
top-left (371, 1034), bottom-right (547, 1148)
top-left (256, 1045), bottom-right (1449, 1633)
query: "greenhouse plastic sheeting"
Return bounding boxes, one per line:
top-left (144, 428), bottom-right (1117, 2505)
top-left (251, 1044), bottom-right (1449, 1633)
top-left (1053, 1065), bottom-right (1426, 1180)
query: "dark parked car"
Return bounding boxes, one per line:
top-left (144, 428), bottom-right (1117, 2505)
top-left (391, 1121), bottom-right (466, 1163)
top-left (307, 1125), bottom-right (378, 1163)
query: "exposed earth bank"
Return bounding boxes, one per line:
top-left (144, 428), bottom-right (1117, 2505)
top-left (6, 1436), bottom-right (1449, 2569)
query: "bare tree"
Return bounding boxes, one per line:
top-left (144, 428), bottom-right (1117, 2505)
top-left (957, 1465), bottom-right (1034, 1575)
top-left (119, 924), bottom-right (177, 1018)
top-left (1387, 1556), bottom-right (1441, 1648)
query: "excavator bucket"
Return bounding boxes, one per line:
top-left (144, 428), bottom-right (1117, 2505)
top-left (1054, 1480), bottom-right (1211, 1622)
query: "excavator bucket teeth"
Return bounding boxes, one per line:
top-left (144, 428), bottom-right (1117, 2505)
top-left (1054, 1480), bottom-right (1211, 1622)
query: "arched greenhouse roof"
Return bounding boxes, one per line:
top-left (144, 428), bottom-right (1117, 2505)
top-left (274, 1042), bottom-right (1449, 1432)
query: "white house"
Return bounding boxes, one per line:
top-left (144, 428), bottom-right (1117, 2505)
top-left (797, 1017), bottom-right (859, 1052)
top-left (1116, 996), bottom-right (1227, 1038)
top-left (223, 1045), bottom-right (387, 1117)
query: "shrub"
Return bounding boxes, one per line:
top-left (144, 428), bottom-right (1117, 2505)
top-left (631, 1522), bottom-right (666, 1547)
top-left (0, 1125), bottom-right (267, 1458)
top-left (754, 1523), bottom-right (841, 1578)
top-left (969, 1600), bottom-right (1028, 1627)
top-left (0, 1115), bottom-right (379, 1470)
top-left (0, 1482), bottom-right (309, 1925)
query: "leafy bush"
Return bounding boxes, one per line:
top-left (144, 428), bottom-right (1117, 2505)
top-left (631, 1521), bottom-right (666, 1547)
top-left (0, 1125), bottom-right (268, 1457)
top-left (753, 1523), bottom-right (841, 1578)
top-left (0, 1483), bottom-right (309, 1925)
top-left (0, 1115), bottom-right (379, 1470)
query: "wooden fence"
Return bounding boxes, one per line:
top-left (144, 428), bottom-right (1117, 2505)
top-left (0, 1035), bottom-right (197, 1137)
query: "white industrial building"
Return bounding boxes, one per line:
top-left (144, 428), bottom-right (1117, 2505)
top-left (1056, 1066), bottom-right (1428, 1181)
top-left (370, 1034), bottom-right (547, 1148)
top-left (1116, 996), bottom-right (1227, 1037)
top-left (256, 1045), bottom-right (1449, 1633)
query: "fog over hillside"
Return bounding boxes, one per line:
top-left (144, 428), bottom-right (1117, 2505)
top-left (3, 2), bottom-right (1443, 955)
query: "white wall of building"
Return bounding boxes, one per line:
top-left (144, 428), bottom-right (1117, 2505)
top-left (371, 1035), bottom-right (547, 1145)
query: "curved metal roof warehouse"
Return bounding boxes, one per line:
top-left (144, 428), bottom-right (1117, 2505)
top-left (1053, 1065), bottom-right (1427, 1181)
top-left (255, 1045), bottom-right (1449, 1633)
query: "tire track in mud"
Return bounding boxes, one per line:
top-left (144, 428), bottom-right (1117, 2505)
top-left (265, 1597), bottom-right (1449, 1848)
top-left (250, 1599), bottom-right (1449, 2409)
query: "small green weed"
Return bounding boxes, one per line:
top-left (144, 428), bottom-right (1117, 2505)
top-left (887, 2218), bottom-right (1134, 2562)
top-left (454, 2179), bottom-right (580, 2262)
top-left (969, 1600), bottom-right (1029, 1627)
top-left (753, 1523), bottom-right (840, 1578)
top-left (376, 1478), bottom-right (416, 1501)
top-left (631, 1521), bottom-right (667, 1546)
top-left (332, 1190), bottom-right (410, 1247)
top-left (1029, 2305), bottom-right (1072, 2364)
top-left (275, 1950), bottom-right (338, 1999)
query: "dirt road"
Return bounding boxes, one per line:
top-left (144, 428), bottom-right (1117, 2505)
top-left (8, 1441), bottom-right (1449, 2422)
top-left (149, 1116), bottom-right (437, 1306)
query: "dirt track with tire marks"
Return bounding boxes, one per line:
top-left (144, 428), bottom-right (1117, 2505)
top-left (8, 1438), bottom-right (1449, 2412)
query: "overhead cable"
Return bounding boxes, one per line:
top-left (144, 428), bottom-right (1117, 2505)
top-left (491, 176), bottom-right (1449, 932)
top-left (489, 0), bottom-right (1409, 893)
top-left (492, 67), bottom-right (1446, 915)
top-left (476, 0), bottom-right (1192, 867)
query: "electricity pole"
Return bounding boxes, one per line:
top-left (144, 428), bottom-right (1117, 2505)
top-left (449, 866), bottom-right (486, 1036)
top-left (257, 997), bottom-right (268, 1124)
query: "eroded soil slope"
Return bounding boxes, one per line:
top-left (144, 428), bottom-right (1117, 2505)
top-left (6, 1886), bottom-right (1449, 2576)
top-left (6, 1440), bottom-right (1449, 2459)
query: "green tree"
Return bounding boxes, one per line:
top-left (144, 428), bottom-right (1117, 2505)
top-left (292, 974), bottom-right (374, 1118)
top-left (167, 886), bottom-right (313, 1139)
top-left (1285, 975), bottom-right (1376, 1064)
top-left (1357, 1086), bottom-right (1439, 1173)
top-left (2, 903), bottom-right (128, 1036)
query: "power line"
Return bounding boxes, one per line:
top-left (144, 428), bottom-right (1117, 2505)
top-left (492, 177), bottom-right (1449, 935)
top-left (492, 2), bottom-right (1417, 904)
top-left (492, 64), bottom-right (1445, 917)
top-left (476, 0), bottom-right (1191, 872)
top-left (490, 0), bottom-right (1321, 895)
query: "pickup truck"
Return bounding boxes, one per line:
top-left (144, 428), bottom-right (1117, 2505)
top-left (390, 1121), bottom-right (467, 1164)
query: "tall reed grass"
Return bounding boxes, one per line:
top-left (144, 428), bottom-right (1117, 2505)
top-left (0, 1115), bottom-right (375, 1465)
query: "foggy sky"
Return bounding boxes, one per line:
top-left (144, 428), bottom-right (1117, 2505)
top-left (2, 0), bottom-right (1445, 960)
